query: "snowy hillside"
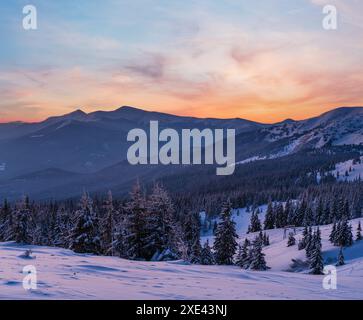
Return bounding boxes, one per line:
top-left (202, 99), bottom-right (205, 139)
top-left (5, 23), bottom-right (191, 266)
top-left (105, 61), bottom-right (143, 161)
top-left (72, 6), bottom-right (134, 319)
top-left (203, 207), bottom-right (363, 272)
top-left (257, 107), bottom-right (363, 161)
top-left (330, 156), bottom-right (363, 182)
top-left (1, 213), bottom-right (363, 300)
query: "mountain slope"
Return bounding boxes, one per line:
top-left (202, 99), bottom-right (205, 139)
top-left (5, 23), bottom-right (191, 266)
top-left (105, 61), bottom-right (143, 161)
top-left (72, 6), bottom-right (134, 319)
top-left (1, 217), bottom-right (362, 299)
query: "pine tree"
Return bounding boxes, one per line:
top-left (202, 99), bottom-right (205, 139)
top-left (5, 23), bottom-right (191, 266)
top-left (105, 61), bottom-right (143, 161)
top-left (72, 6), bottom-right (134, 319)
top-left (235, 239), bottom-right (251, 269)
top-left (323, 204), bottom-right (331, 225)
top-left (264, 201), bottom-right (275, 230)
top-left (332, 218), bottom-right (353, 247)
top-left (235, 244), bottom-right (244, 268)
top-left (0, 199), bottom-right (12, 242)
top-left (309, 228), bottom-right (324, 275)
top-left (69, 192), bottom-right (101, 254)
top-left (12, 196), bottom-right (32, 244)
top-left (275, 203), bottom-right (286, 228)
top-left (189, 237), bottom-right (202, 264)
top-left (316, 198), bottom-right (325, 225)
top-left (146, 183), bottom-right (180, 260)
top-left (287, 232), bottom-right (296, 247)
top-left (200, 240), bottom-right (215, 265)
top-left (250, 236), bottom-right (268, 271)
top-left (285, 199), bottom-right (293, 226)
top-left (356, 222), bottom-right (362, 241)
top-left (123, 181), bottom-right (149, 260)
top-left (329, 221), bottom-right (337, 244)
top-left (305, 227), bottom-right (314, 260)
top-left (213, 200), bottom-right (238, 265)
top-left (183, 211), bottom-right (201, 261)
top-left (303, 207), bottom-right (314, 227)
top-left (295, 200), bottom-right (307, 227)
top-left (249, 209), bottom-right (262, 233)
top-left (336, 247), bottom-right (345, 266)
top-left (299, 225), bottom-right (310, 250)
top-left (263, 232), bottom-right (270, 246)
top-left (100, 191), bottom-right (116, 256)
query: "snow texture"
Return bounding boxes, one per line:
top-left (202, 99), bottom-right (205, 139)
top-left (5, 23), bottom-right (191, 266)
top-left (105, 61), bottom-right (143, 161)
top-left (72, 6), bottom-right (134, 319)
top-left (1, 211), bottom-right (363, 300)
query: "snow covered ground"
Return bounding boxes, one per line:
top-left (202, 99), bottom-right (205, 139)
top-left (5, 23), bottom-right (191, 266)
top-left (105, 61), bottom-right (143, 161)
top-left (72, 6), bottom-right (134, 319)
top-left (1, 211), bottom-right (363, 300)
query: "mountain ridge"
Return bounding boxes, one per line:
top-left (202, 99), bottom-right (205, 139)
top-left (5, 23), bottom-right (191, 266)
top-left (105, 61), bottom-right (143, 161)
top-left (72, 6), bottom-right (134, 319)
top-left (0, 105), bottom-right (362, 201)
top-left (3, 105), bottom-right (362, 126)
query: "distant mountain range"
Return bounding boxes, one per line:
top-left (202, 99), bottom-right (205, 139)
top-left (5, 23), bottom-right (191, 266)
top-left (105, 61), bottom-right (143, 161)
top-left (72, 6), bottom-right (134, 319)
top-left (0, 106), bottom-right (362, 201)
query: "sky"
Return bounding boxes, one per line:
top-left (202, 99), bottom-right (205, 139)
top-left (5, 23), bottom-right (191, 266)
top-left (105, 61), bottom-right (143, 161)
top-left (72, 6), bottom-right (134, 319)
top-left (0, 0), bottom-right (362, 123)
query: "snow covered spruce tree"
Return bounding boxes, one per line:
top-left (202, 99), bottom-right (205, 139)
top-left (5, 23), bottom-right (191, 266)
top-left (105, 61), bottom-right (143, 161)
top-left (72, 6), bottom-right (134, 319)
top-left (12, 196), bottom-right (32, 244)
top-left (213, 200), bottom-right (238, 265)
top-left (200, 240), bottom-right (215, 265)
top-left (189, 238), bottom-right (202, 264)
top-left (330, 218), bottom-right (353, 247)
top-left (248, 208), bottom-right (262, 233)
top-left (275, 203), bottom-right (287, 228)
top-left (309, 228), bottom-right (324, 275)
top-left (183, 211), bottom-right (202, 262)
top-left (263, 232), bottom-right (270, 246)
top-left (356, 222), bottom-right (362, 241)
top-left (287, 232), bottom-right (296, 247)
top-left (100, 191), bottom-right (117, 256)
top-left (123, 180), bottom-right (148, 260)
top-left (235, 238), bottom-right (251, 269)
top-left (336, 247), bottom-right (345, 266)
top-left (0, 199), bottom-right (12, 242)
top-left (145, 183), bottom-right (181, 261)
top-left (329, 221), bottom-right (337, 243)
top-left (250, 236), bottom-right (269, 271)
top-left (264, 201), bottom-right (275, 230)
top-left (305, 227), bottom-right (314, 260)
top-left (69, 192), bottom-right (101, 254)
top-left (298, 225), bottom-right (311, 251)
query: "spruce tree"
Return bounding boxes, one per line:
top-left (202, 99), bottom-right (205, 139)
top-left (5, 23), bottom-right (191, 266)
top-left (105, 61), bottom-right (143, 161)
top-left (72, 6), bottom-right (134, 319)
top-left (356, 222), bottom-right (362, 241)
top-left (287, 232), bottom-right (296, 247)
top-left (12, 196), bottom-right (32, 244)
top-left (236, 239), bottom-right (251, 269)
top-left (263, 232), bottom-right (270, 246)
top-left (332, 218), bottom-right (353, 247)
top-left (183, 211), bottom-right (201, 261)
top-left (305, 227), bottom-right (314, 260)
top-left (0, 199), bottom-right (12, 242)
top-left (316, 198), bottom-right (325, 225)
top-left (250, 236), bottom-right (268, 271)
top-left (69, 192), bottom-right (101, 254)
top-left (213, 200), bottom-right (238, 265)
top-left (329, 221), bottom-right (337, 244)
top-left (235, 244), bottom-right (244, 268)
top-left (146, 183), bottom-right (179, 260)
top-left (309, 228), bottom-right (324, 275)
top-left (123, 181), bottom-right (149, 260)
top-left (100, 191), bottom-right (116, 256)
top-left (264, 201), bottom-right (275, 230)
top-left (189, 237), bottom-right (202, 264)
top-left (200, 240), bottom-right (215, 265)
top-left (275, 203), bottom-right (286, 228)
top-left (249, 209), bottom-right (262, 233)
top-left (336, 247), bottom-right (345, 266)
